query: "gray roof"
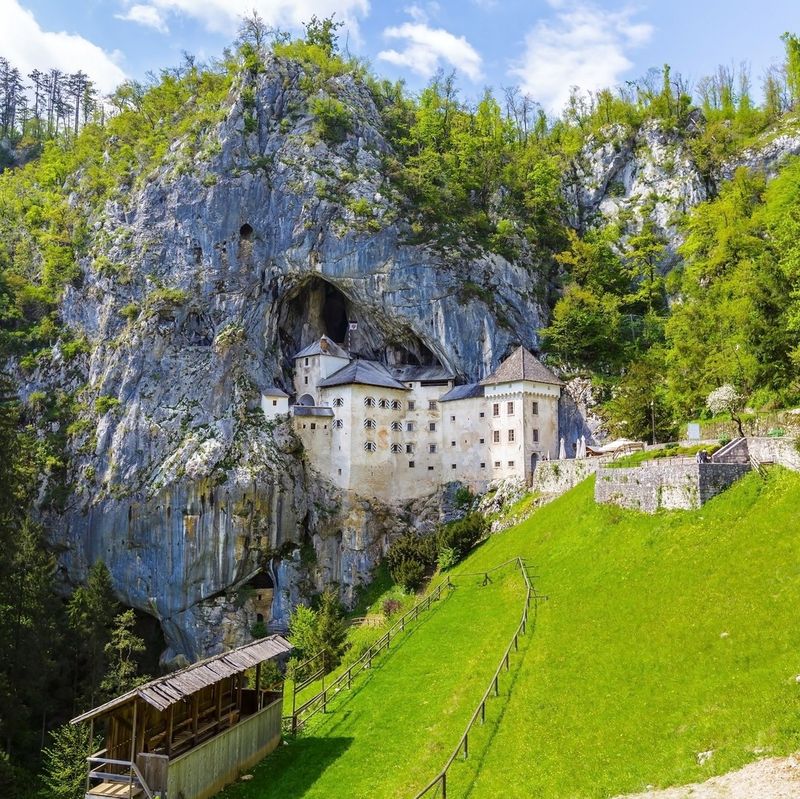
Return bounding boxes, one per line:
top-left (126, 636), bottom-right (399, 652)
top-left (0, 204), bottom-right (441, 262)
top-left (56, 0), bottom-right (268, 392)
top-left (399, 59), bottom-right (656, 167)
top-left (480, 346), bottom-right (563, 387)
top-left (294, 336), bottom-right (350, 360)
top-left (440, 383), bottom-right (485, 402)
top-left (318, 359), bottom-right (409, 391)
top-left (390, 365), bottom-right (453, 383)
top-left (71, 635), bottom-right (293, 722)
top-left (262, 387), bottom-right (289, 398)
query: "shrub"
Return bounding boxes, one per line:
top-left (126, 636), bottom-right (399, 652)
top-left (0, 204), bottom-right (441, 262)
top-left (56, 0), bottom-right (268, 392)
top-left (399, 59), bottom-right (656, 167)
top-left (437, 513), bottom-right (486, 561)
top-left (392, 559), bottom-right (426, 592)
top-left (437, 546), bottom-right (458, 571)
top-left (251, 621), bottom-right (268, 639)
top-left (310, 96), bottom-right (352, 144)
top-left (382, 598), bottom-right (402, 617)
top-left (119, 303), bottom-right (139, 320)
top-left (94, 395), bottom-right (120, 415)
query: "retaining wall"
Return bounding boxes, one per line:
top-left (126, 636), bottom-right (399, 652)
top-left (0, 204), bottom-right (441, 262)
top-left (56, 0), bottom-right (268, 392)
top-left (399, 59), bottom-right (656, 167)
top-left (595, 460), bottom-right (751, 513)
top-left (532, 458), bottom-right (605, 497)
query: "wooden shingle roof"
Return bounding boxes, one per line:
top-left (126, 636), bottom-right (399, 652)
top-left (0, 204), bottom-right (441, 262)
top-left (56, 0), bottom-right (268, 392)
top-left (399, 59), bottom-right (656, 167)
top-left (71, 635), bottom-right (292, 723)
top-left (480, 346), bottom-right (563, 387)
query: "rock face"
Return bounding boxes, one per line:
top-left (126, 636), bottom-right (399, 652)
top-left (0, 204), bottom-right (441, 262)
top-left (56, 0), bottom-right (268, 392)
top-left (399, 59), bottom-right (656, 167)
top-left (25, 57), bottom-right (551, 661)
top-left (19, 58), bottom-right (800, 663)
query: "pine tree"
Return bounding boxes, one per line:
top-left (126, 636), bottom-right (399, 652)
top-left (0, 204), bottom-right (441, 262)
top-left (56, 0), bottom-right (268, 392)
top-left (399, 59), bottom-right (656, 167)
top-left (313, 589), bottom-right (347, 672)
top-left (100, 611), bottom-right (148, 700)
top-left (39, 722), bottom-right (100, 799)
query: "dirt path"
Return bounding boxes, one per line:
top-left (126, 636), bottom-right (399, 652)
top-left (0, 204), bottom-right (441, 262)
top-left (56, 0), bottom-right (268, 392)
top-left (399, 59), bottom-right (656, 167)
top-left (614, 756), bottom-right (800, 798)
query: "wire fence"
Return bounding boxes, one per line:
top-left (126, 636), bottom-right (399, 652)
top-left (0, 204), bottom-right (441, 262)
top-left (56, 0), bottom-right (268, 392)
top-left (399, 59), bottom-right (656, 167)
top-left (411, 556), bottom-right (544, 799)
top-left (284, 578), bottom-right (451, 734)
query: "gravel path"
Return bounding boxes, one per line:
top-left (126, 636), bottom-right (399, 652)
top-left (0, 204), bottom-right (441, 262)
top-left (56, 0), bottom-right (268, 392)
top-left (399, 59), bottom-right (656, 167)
top-left (614, 756), bottom-right (800, 798)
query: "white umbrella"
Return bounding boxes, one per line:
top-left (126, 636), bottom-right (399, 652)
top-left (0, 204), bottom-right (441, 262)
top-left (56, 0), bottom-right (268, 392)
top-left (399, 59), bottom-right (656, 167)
top-left (579, 435), bottom-right (587, 459)
top-left (558, 437), bottom-right (566, 460)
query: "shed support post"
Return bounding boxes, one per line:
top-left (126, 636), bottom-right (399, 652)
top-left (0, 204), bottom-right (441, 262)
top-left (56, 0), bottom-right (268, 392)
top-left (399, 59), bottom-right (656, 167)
top-left (86, 719), bottom-right (94, 795)
top-left (255, 662), bottom-right (262, 710)
top-left (166, 705), bottom-right (174, 756)
top-left (129, 701), bottom-right (138, 799)
top-left (192, 693), bottom-right (199, 743)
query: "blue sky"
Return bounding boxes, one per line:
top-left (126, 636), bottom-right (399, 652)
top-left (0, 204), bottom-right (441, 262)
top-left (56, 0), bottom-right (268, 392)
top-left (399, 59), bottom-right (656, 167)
top-left (1, 0), bottom-right (798, 112)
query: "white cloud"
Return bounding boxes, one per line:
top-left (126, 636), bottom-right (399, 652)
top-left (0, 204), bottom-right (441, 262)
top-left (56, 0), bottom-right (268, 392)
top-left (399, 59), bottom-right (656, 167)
top-left (116, 0), bottom-right (370, 40)
top-left (510, 0), bottom-right (653, 113)
top-left (116, 4), bottom-right (169, 34)
top-left (378, 22), bottom-right (483, 82)
top-left (0, 0), bottom-right (126, 94)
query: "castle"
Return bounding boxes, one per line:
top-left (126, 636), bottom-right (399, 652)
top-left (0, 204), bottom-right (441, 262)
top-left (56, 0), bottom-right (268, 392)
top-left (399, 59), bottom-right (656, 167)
top-left (262, 336), bottom-right (563, 502)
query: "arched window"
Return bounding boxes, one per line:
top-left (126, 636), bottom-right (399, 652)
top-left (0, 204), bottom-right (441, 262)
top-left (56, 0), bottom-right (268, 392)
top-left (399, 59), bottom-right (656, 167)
top-left (390, 443), bottom-right (402, 453)
top-left (391, 400), bottom-right (402, 410)
top-left (390, 421), bottom-right (402, 431)
top-left (378, 398), bottom-right (389, 408)
top-left (333, 419), bottom-right (344, 429)
top-left (364, 441), bottom-right (377, 452)
top-left (364, 396), bottom-right (376, 407)
top-left (333, 397), bottom-right (344, 407)
top-left (364, 418), bottom-right (377, 429)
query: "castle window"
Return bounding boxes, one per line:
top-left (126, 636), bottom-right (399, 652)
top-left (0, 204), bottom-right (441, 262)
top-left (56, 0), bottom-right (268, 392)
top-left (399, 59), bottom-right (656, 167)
top-left (391, 400), bottom-right (402, 410)
top-left (304, 376), bottom-right (308, 384)
top-left (406, 421), bottom-right (415, 432)
top-left (429, 400), bottom-right (438, 410)
top-left (408, 400), bottom-right (416, 411)
top-left (508, 429), bottom-right (515, 442)
top-left (429, 422), bottom-right (436, 432)
top-left (533, 428), bottom-right (539, 443)
top-left (379, 398), bottom-right (389, 409)
top-left (364, 441), bottom-right (377, 452)
top-left (492, 430), bottom-right (500, 443)
top-left (391, 421), bottom-right (402, 431)
top-left (480, 462), bottom-right (486, 468)
top-left (391, 443), bottom-right (402, 453)
top-left (493, 403), bottom-right (500, 417)
top-left (428, 466), bottom-right (434, 471)
top-left (364, 418), bottom-right (377, 429)
top-left (451, 441), bottom-right (456, 447)
top-left (507, 401), bottom-right (514, 415)
top-left (451, 464), bottom-right (457, 470)
top-left (310, 423), bottom-right (316, 430)
top-left (429, 444), bottom-right (437, 454)
top-left (479, 412), bottom-right (485, 418)
top-left (364, 396), bottom-right (376, 407)
top-left (508, 460), bottom-right (514, 467)
top-left (272, 400), bottom-right (277, 406)
top-left (409, 461), bottom-right (415, 468)
top-left (406, 443), bottom-right (414, 454)
top-left (333, 397), bottom-right (344, 407)
top-left (333, 419), bottom-right (344, 429)
top-left (494, 461), bottom-right (501, 468)
top-left (450, 415), bottom-right (455, 422)
top-left (480, 438), bottom-right (485, 444)
top-left (532, 401), bottom-right (539, 415)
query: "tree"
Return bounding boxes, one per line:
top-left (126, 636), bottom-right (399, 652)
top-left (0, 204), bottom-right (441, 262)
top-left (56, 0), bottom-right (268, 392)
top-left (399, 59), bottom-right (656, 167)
top-left (287, 605), bottom-right (318, 663)
top-left (313, 589), bottom-right (347, 672)
top-left (706, 384), bottom-right (746, 437)
top-left (39, 722), bottom-right (100, 799)
top-left (100, 610), bottom-right (148, 700)
top-left (303, 15), bottom-right (343, 57)
top-left (782, 32), bottom-right (800, 108)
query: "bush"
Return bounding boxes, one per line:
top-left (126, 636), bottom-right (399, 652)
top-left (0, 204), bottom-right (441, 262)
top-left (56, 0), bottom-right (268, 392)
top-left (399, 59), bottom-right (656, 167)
top-left (437, 513), bottom-right (486, 561)
top-left (392, 559), bottom-right (426, 592)
top-left (382, 598), bottom-right (402, 617)
top-left (310, 95), bottom-right (352, 144)
top-left (251, 621), bottom-right (267, 639)
top-left (437, 546), bottom-right (458, 571)
top-left (94, 395), bottom-right (120, 415)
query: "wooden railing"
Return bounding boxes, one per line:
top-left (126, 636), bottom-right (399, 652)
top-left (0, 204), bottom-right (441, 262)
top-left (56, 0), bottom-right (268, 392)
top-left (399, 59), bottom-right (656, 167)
top-left (285, 579), bottom-right (450, 733)
top-left (86, 754), bottom-right (154, 799)
top-left (411, 557), bottom-right (542, 799)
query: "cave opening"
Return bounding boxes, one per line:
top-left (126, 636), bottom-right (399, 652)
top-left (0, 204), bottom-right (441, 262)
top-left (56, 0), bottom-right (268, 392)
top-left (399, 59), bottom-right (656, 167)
top-left (240, 223), bottom-right (254, 239)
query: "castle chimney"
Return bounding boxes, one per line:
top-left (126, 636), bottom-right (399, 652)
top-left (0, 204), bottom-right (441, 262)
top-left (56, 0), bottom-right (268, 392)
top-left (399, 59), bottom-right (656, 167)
top-left (320, 336), bottom-right (330, 353)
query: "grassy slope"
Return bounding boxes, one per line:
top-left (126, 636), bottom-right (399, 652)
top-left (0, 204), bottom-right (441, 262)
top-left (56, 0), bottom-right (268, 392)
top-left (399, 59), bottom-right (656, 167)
top-left (222, 469), bottom-right (800, 799)
top-left (221, 569), bottom-right (524, 799)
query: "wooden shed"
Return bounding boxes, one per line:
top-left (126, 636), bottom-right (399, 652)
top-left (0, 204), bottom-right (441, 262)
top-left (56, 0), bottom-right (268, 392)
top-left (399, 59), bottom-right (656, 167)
top-left (71, 635), bottom-right (293, 799)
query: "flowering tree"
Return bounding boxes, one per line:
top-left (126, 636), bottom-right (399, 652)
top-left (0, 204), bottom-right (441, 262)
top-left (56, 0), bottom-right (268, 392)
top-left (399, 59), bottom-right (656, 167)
top-left (705, 384), bottom-right (745, 437)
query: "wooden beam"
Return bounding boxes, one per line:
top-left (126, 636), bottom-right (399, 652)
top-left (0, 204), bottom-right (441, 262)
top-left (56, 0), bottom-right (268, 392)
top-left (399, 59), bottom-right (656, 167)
top-left (255, 663), bottom-right (262, 710)
top-left (192, 694), bottom-right (199, 743)
top-left (165, 705), bottom-right (174, 757)
top-left (129, 701), bottom-right (137, 799)
top-left (216, 680), bottom-right (223, 724)
top-left (236, 672), bottom-right (243, 710)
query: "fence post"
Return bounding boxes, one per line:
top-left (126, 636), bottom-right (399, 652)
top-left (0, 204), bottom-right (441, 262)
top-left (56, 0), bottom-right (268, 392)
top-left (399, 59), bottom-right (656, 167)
top-left (463, 732), bottom-right (469, 760)
top-left (480, 701), bottom-right (485, 724)
top-left (514, 634), bottom-right (518, 652)
top-left (442, 772), bottom-right (447, 799)
top-left (505, 652), bottom-right (510, 671)
top-left (347, 667), bottom-right (351, 690)
top-left (494, 675), bottom-right (499, 696)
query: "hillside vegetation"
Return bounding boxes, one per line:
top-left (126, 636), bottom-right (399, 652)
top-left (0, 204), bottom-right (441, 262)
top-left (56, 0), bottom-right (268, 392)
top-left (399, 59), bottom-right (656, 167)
top-left (222, 469), bottom-right (800, 798)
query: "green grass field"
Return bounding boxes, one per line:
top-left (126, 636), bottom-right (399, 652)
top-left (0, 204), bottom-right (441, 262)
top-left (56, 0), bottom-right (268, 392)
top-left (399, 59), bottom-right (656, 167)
top-left (222, 468), bottom-right (800, 799)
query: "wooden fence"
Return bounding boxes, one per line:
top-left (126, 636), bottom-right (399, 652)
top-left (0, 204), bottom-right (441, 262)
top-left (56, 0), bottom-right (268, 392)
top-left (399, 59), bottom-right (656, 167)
top-left (411, 557), bottom-right (542, 799)
top-left (285, 579), bottom-right (450, 733)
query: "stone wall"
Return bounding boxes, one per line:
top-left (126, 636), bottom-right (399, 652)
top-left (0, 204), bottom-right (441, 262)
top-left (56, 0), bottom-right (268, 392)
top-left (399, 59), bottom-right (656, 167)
top-left (595, 459), bottom-right (751, 513)
top-left (532, 458), bottom-right (604, 497)
top-left (747, 437), bottom-right (800, 471)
